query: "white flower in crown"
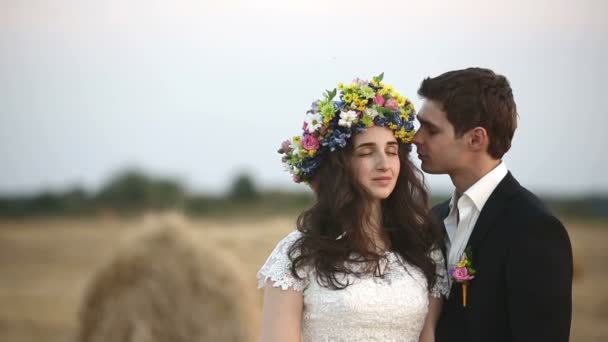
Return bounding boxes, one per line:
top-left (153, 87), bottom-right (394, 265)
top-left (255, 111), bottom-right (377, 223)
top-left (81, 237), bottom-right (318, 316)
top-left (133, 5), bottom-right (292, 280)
top-left (338, 110), bottom-right (358, 128)
top-left (364, 107), bottom-right (379, 119)
top-left (304, 113), bottom-right (323, 133)
top-left (289, 139), bottom-right (299, 150)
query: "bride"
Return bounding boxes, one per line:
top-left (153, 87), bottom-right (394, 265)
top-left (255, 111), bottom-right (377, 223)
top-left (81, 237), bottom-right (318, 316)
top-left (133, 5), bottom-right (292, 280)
top-left (257, 74), bottom-right (449, 342)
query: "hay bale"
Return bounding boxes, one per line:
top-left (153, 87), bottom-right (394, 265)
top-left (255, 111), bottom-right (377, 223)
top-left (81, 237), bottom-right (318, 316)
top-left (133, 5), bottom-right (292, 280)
top-left (76, 218), bottom-right (257, 342)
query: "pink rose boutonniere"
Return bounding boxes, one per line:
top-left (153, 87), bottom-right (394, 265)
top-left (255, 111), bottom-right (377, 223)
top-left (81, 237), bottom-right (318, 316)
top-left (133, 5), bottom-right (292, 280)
top-left (450, 249), bottom-right (476, 307)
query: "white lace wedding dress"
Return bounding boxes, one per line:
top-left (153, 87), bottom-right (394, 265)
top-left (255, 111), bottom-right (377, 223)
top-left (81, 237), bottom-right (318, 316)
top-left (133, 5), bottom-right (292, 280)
top-left (257, 230), bottom-right (449, 342)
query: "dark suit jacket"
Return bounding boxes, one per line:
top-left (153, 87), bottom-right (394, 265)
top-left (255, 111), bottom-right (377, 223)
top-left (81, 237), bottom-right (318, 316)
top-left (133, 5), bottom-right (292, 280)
top-left (435, 172), bottom-right (573, 342)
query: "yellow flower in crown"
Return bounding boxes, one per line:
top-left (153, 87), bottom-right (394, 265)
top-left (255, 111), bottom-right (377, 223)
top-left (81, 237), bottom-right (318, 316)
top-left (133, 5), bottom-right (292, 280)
top-left (278, 73), bottom-right (417, 183)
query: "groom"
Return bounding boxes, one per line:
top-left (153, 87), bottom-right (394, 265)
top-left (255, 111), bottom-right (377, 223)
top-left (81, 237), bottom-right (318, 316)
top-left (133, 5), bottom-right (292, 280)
top-left (412, 68), bottom-right (572, 342)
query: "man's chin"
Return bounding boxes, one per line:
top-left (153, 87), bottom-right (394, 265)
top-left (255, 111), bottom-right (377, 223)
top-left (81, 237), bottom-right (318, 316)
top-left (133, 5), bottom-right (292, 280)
top-left (420, 163), bottom-right (444, 175)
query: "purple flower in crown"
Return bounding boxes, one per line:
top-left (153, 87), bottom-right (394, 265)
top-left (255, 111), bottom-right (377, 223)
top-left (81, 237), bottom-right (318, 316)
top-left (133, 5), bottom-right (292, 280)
top-left (279, 140), bottom-right (292, 154)
top-left (389, 113), bottom-right (403, 126)
top-left (405, 121), bottom-right (414, 131)
top-left (306, 102), bottom-right (320, 116)
top-left (323, 129), bottom-right (351, 151)
top-left (374, 115), bottom-right (389, 127)
top-left (299, 157), bottom-right (322, 176)
top-left (353, 126), bottom-right (367, 134)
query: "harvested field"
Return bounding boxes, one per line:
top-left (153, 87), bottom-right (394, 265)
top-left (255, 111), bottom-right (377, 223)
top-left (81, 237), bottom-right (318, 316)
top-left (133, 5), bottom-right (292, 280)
top-left (0, 216), bottom-right (605, 341)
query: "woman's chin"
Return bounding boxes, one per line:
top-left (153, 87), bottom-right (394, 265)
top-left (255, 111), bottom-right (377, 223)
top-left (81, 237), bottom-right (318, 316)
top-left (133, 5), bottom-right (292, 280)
top-left (368, 188), bottom-right (394, 200)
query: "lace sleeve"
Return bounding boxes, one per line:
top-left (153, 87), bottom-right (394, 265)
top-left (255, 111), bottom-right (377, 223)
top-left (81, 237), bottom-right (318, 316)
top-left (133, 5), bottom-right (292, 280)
top-left (430, 248), bottom-right (450, 298)
top-left (257, 230), bottom-right (309, 292)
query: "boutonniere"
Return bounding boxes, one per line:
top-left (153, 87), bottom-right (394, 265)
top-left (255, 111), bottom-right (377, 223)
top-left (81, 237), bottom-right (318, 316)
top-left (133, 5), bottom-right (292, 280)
top-left (449, 248), bottom-right (476, 307)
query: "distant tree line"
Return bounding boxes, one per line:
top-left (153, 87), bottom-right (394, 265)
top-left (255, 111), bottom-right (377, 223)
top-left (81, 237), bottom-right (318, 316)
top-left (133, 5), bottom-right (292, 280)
top-left (0, 169), bottom-right (313, 218)
top-left (0, 169), bottom-right (606, 220)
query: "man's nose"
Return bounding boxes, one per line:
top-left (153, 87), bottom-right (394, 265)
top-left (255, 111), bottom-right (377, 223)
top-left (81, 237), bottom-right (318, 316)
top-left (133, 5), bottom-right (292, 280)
top-left (412, 131), bottom-right (423, 146)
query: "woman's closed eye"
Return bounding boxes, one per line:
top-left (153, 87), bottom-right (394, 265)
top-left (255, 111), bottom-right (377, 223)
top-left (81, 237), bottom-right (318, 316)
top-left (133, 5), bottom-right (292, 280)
top-left (385, 143), bottom-right (399, 155)
top-left (357, 151), bottom-right (373, 157)
top-left (386, 147), bottom-right (398, 155)
top-left (355, 147), bottom-right (374, 156)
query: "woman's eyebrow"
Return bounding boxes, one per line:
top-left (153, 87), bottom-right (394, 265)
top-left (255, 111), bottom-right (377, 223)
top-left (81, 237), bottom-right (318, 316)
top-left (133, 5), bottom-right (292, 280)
top-left (354, 142), bottom-right (376, 149)
top-left (355, 141), bottom-right (398, 149)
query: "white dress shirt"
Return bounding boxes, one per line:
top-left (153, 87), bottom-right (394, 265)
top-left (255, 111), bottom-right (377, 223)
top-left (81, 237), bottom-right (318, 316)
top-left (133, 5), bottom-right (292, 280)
top-left (444, 162), bottom-right (508, 283)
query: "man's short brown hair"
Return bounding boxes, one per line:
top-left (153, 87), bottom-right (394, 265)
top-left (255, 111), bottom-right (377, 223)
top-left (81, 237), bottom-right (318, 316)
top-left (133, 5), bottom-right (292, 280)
top-left (418, 67), bottom-right (518, 159)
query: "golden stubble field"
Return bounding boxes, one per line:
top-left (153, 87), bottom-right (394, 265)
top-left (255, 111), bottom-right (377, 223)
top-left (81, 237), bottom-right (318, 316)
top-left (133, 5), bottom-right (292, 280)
top-left (0, 216), bottom-right (606, 341)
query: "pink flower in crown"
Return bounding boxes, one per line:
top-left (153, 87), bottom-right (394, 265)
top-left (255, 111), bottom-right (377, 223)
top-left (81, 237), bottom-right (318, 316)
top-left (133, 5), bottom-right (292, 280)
top-left (280, 140), bottom-right (292, 153)
top-left (450, 266), bottom-right (475, 282)
top-left (374, 94), bottom-right (385, 106)
top-left (301, 134), bottom-right (320, 151)
top-left (385, 98), bottom-right (400, 111)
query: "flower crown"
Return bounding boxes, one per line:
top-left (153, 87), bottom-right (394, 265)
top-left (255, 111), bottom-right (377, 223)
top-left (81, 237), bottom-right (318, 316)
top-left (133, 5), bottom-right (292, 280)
top-left (278, 73), bottom-right (416, 183)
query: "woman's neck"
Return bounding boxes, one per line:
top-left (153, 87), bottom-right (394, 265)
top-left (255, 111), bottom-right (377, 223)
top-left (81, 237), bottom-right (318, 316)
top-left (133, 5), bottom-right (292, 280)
top-left (364, 201), bottom-right (389, 253)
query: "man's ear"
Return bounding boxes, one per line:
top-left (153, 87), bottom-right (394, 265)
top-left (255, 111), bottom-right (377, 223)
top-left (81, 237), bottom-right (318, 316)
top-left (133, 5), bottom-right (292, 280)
top-left (468, 127), bottom-right (488, 152)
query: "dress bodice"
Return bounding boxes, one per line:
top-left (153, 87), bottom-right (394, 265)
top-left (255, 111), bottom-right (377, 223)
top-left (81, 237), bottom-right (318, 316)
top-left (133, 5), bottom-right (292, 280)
top-left (257, 231), bottom-right (449, 342)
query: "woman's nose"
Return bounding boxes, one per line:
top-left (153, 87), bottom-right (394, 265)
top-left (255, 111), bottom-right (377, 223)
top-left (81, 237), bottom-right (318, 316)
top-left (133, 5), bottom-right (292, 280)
top-left (376, 153), bottom-right (389, 170)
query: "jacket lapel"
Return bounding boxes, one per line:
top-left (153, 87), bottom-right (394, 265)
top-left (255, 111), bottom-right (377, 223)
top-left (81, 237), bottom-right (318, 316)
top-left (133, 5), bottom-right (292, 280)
top-left (465, 172), bottom-right (520, 252)
top-left (432, 200), bottom-right (451, 250)
top-left (432, 200), bottom-right (450, 230)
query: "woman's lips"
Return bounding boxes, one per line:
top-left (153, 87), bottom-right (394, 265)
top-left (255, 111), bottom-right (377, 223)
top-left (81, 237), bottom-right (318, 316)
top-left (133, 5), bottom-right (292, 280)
top-left (372, 177), bottom-right (392, 186)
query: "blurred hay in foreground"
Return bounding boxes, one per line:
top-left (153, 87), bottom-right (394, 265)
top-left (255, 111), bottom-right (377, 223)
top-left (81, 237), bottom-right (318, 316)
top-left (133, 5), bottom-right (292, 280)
top-left (77, 214), bottom-right (258, 342)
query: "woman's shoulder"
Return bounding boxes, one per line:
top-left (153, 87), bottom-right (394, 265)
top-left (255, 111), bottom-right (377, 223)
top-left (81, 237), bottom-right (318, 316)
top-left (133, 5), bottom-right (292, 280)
top-left (280, 229), bottom-right (303, 245)
top-left (267, 230), bottom-right (303, 256)
top-left (257, 230), bottom-right (309, 291)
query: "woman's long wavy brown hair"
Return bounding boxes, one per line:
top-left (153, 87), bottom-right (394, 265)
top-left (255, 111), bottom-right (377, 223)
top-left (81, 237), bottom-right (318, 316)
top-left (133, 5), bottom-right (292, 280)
top-left (288, 140), bottom-right (444, 290)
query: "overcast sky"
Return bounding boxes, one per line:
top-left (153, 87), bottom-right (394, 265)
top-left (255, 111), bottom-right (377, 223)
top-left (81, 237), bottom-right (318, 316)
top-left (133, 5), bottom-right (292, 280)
top-left (1, 0), bottom-right (607, 196)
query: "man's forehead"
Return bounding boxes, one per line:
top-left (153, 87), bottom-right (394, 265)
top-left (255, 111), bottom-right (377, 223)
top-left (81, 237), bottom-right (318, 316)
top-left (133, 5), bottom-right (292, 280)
top-left (418, 100), bottom-right (446, 123)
